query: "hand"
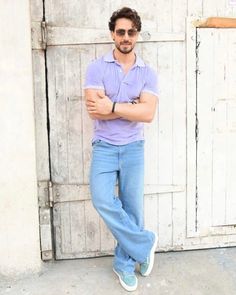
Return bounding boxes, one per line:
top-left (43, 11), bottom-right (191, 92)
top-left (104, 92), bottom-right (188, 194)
top-left (86, 92), bottom-right (113, 115)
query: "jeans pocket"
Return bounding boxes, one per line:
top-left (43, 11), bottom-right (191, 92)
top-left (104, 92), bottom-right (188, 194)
top-left (92, 139), bottom-right (102, 146)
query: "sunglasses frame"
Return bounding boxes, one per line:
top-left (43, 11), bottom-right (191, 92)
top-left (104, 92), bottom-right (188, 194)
top-left (115, 29), bottom-right (138, 37)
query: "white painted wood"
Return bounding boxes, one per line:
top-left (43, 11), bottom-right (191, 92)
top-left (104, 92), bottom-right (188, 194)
top-left (80, 45), bottom-right (96, 183)
top-left (32, 50), bottom-right (50, 181)
top-left (144, 194), bottom-right (159, 249)
top-left (45, 0), bottom-right (111, 27)
top-left (85, 201), bottom-right (100, 252)
top-left (158, 194), bottom-right (173, 249)
top-left (70, 202), bottom-right (86, 254)
top-left (100, 217), bottom-right (115, 253)
top-left (187, 0), bottom-right (203, 16)
top-left (226, 0), bottom-right (236, 16)
top-left (156, 0), bottom-right (172, 31)
top-left (197, 28), bottom-right (236, 235)
top-left (31, 22), bottom-right (44, 50)
top-left (172, 0), bottom-right (188, 32)
top-left (203, 0), bottom-right (227, 16)
top-left (187, 0), bottom-right (236, 17)
top-left (142, 43), bottom-right (159, 186)
top-left (186, 17), bottom-right (198, 237)
top-left (172, 41), bottom-right (186, 247)
top-left (30, 0), bottom-right (43, 21)
top-left (52, 184), bottom-right (185, 203)
top-left (31, 1), bottom-right (236, 260)
top-left (158, 42), bottom-right (173, 186)
top-left (196, 29), bottom-right (215, 236)
top-left (31, 23), bottom-right (185, 48)
top-left (47, 46), bottom-right (85, 184)
top-left (203, 0), bottom-right (236, 17)
top-left (156, 42), bottom-right (175, 248)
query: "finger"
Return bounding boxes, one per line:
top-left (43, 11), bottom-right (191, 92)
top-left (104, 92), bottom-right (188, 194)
top-left (86, 97), bottom-right (97, 103)
top-left (86, 101), bottom-right (95, 107)
top-left (97, 92), bottom-right (105, 99)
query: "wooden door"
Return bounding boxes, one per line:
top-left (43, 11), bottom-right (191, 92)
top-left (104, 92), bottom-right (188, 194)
top-left (44, 2), bottom-right (157, 259)
top-left (196, 28), bottom-right (236, 236)
top-left (42, 1), bottom-right (186, 259)
top-left (32, 0), bottom-right (188, 260)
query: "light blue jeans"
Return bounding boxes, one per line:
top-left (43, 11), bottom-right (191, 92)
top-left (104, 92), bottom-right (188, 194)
top-left (90, 139), bottom-right (155, 274)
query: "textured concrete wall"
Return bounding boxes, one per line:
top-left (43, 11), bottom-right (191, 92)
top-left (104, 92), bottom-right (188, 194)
top-left (0, 0), bottom-right (41, 275)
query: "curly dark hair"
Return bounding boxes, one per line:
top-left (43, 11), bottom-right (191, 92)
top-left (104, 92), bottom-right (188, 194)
top-left (109, 7), bottom-right (142, 32)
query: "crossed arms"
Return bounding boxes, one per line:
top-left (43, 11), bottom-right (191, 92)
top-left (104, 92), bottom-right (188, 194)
top-left (84, 89), bottom-right (158, 123)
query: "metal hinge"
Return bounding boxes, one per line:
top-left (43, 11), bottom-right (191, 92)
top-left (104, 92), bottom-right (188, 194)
top-left (48, 181), bottom-right (54, 207)
top-left (41, 21), bottom-right (47, 49)
top-left (38, 180), bottom-right (54, 208)
top-left (38, 180), bottom-right (54, 260)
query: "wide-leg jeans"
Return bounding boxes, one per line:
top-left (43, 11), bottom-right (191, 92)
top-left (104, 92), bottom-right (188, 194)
top-left (89, 139), bottom-right (155, 274)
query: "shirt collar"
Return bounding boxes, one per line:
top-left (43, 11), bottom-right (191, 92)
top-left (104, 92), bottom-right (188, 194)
top-left (104, 50), bottom-right (146, 67)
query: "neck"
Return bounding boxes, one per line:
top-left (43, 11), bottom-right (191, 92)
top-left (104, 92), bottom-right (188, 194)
top-left (113, 49), bottom-right (136, 65)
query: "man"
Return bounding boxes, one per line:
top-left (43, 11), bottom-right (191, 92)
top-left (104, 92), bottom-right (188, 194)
top-left (84, 7), bottom-right (158, 292)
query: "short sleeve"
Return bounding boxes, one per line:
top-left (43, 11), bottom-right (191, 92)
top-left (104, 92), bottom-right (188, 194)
top-left (141, 67), bottom-right (159, 97)
top-left (84, 59), bottom-right (105, 90)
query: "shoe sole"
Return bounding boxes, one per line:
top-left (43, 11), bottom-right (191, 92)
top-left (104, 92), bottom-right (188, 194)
top-left (141, 232), bottom-right (158, 277)
top-left (113, 268), bottom-right (138, 292)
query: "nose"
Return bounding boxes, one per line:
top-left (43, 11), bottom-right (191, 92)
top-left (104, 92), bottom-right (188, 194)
top-left (122, 32), bottom-right (130, 40)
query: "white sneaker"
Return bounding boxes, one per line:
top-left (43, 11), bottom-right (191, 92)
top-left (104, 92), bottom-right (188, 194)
top-left (139, 232), bottom-right (158, 276)
top-left (113, 268), bottom-right (138, 292)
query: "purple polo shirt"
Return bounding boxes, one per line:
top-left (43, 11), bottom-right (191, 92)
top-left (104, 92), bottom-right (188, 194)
top-left (84, 50), bottom-right (159, 145)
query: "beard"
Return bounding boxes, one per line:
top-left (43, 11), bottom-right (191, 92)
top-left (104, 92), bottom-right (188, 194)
top-left (115, 42), bottom-right (134, 54)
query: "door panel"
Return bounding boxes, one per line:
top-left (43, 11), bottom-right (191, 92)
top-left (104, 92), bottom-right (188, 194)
top-left (44, 0), bottom-right (186, 259)
top-left (197, 28), bottom-right (236, 234)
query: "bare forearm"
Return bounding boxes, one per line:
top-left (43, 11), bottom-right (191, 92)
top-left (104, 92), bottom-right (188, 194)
top-left (114, 102), bottom-right (156, 123)
top-left (89, 113), bottom-right (120, 120)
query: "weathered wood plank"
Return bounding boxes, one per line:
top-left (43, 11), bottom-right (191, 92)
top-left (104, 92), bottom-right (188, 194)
top-left (172, 0), bottom-right (188, 32)
top-left (32, 50), bottom-right (50, 181)
top-left (47, 47), bottom-right (85, 183)
top-left (158, 42), bottom-right (173, 185)
top-left (188, 0), bottom-right (236, 17)
top-left (70, 202), bottom-right (86, 253)
top-left (30, 0), bottom-right (43, 21)
top-left (203, 0), bottom-right (226, 17)
top-left (45, 0), bottom-right (111, 27)
top-left (197, 29), bottom-right (236, 234)
top-left (85, 201), bottom-right (100, 252)
top-left (142, 43), bottom-right (159, 185)
top-left (80, 45), bottom-right (96, 183)
top-left (60, 202), bottom-right (73, 255)
top-left (100, 218), bottom-right (115, 253)
top-left (156, 0), bottom-right (172, 31)
top-left (172, 42), bottom-right (186, 247)
top-left (186, 18), bottom-right (198, 237)
top-left (31, 22), bottom-right (185, 49)
top-left (187, 0), bottom-right (203, 16)
top-left (64, 48), bottom-right (83, 183)
top-left (53, 184), bottom-right (185, 203)
top-left (158, 194), bottom-right (173, 249)
top-left (197, 29), bottom-right (215, 236)
top-left (144, 195), bottom-right (159, 249)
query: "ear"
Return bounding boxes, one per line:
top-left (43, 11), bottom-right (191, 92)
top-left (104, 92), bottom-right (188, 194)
top-left (110, 31), bottom-right (115, 41)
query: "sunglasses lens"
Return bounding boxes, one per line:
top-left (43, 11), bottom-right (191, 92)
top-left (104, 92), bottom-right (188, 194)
top-left (116, 29), bottom-right (125, 36)
top-left (115, 29), bottom-right (137, 37)
top-left (128, 29), bottom-right (137, 37)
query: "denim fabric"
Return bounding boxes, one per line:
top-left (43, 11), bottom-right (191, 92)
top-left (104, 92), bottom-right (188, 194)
top-left (90, 140), bottom-right (155, 273)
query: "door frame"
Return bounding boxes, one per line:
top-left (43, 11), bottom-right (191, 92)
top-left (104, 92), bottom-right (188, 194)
top-left (186, 17), bottom-right (236, 239)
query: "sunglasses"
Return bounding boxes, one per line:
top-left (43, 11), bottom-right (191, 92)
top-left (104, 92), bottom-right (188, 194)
top-left (115, 29), bottom-right (138, 37)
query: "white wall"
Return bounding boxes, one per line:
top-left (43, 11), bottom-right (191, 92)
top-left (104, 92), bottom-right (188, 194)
top-left (0, 0), bottom-right (41, 275)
